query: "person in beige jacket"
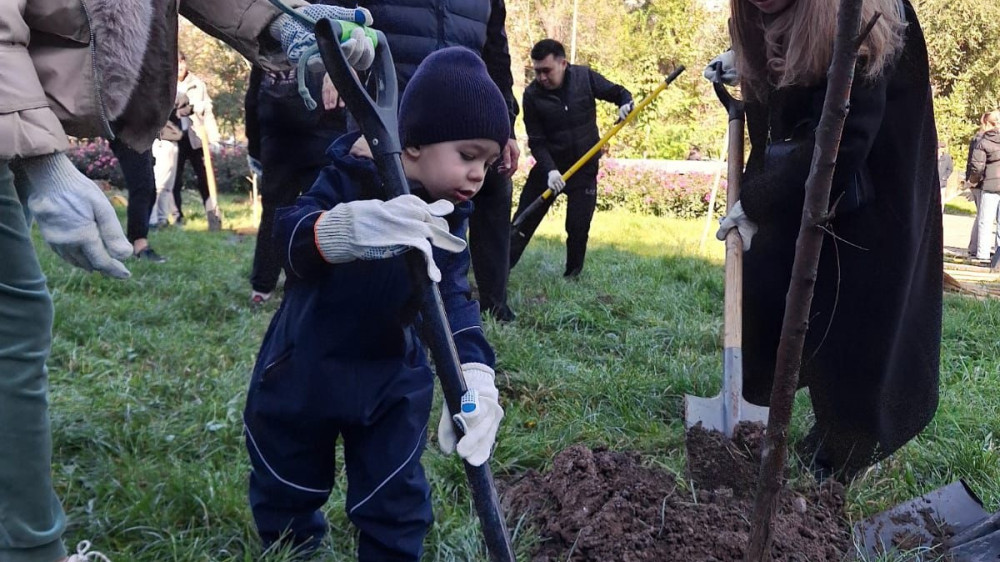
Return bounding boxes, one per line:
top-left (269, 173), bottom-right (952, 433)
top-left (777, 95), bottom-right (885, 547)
top-left (0, 0), bottom-right (373, 560)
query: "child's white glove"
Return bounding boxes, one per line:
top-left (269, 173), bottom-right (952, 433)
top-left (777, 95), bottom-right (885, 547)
top-left (438, 363), bottom-right (504, 467)
top-left (703, 50), bottom-right (739, 86)
top-left (270, 4), bottom-right (375, 71)
top-left (617, 100), bottom-right (635, 122)
top-left (313, 194), bottom-right (466, 282)
top-left (547, 170), bottom-right (566, 194)
top-left (16, 153), bottom-right (132, 278)
top-left (716, 200), bottom-right (758, 251)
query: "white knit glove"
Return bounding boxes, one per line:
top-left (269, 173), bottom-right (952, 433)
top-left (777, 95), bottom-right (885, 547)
top-left (617, 100), bottom-right (635, 122)
top-left (703, 50), bottom-right (739, 86)
top-left (270, 5), bottom-right (375, 71)
top-left (547, 170), bottom-right (566, 194)
top-left (16, 153), bottom-right (132, 278)
top-left (716, 200), bottom-right (758, 251)
top-left (438, 363), bottom-right (504, 467)
top-left (313, 194), bottom-right (466, 282)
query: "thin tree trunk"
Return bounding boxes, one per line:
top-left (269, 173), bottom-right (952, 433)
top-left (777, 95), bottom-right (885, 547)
top-left (743, 0), bottom-right (869, 559)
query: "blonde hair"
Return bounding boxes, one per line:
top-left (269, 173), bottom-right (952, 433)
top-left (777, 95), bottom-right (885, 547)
top-left (731, 0), bottom-right (907, 101)
top-left (985, 110), bottom-right (1000, 131)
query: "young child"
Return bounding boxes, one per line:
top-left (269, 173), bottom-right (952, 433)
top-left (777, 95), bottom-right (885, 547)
top-left (242, 46), bottom-right (510, 561)
top-left (709, 0), bottom-right (941, 480)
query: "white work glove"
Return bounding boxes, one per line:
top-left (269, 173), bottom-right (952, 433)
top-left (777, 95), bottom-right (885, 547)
top-left (703, 50), bottom-right (739, 86)
top-left (16, 153), bottom-right (132, 278)
top-left (247, 155), bottom-right (263, 177)
top-left (547, 170), bottom-right (566, 195)
top-left (313, 194), bottom-right (466, 282)
top-left (617, 100), bottom-right (635, 123)
top-left (438, 363), bottom-right (504, 467)
top-left (270, 5), bottom-right (376, 71)
top-left (716, 200), bottom-right (758, 251)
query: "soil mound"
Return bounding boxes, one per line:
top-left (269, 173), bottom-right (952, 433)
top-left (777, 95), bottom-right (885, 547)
top-left (503, 425), bottom-right (851, 561)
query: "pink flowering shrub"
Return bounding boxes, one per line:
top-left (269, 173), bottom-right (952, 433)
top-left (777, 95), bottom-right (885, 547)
top-left (66, 139), bottom-right (124, 187)
top-left (512, 156), bottom-right (726, 219)
top-left (68, 139), bottom-right (252, 194)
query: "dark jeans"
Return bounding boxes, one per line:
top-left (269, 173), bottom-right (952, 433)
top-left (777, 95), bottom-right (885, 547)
top-left (249, 70), bottom-right (345, 294)
top-left (172, 135), bottom-right (210, 219)
top-left (250, 167), bottom-right (323, 293)
top-left (110, 139), bottom-right (155, 243)
top-left (469, 169), bottom-right (513, 314)
top-left (510, 165), bottom-right (598, 276)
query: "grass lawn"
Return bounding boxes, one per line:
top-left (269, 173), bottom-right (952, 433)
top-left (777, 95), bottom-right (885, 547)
top-left (34, 193), bottom-right (1000, 560)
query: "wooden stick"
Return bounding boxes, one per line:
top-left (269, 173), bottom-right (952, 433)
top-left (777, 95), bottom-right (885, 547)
top-left (744, 1), bottom-right (869, 559)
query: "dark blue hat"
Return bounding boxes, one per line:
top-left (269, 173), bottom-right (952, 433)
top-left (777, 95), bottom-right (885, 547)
top-left (399, 47), bottom-right (510, 151)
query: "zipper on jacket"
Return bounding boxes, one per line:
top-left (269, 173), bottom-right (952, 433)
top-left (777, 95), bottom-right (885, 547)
top-left (80, 0), bottom-right (116, 140)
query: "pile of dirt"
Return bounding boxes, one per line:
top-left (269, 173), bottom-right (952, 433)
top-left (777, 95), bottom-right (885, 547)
top-left (502, 423), bottom-right (851, 561)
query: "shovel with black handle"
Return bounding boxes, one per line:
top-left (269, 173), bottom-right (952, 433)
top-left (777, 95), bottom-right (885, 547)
top-left (313, 18), bottom-right (516, 562)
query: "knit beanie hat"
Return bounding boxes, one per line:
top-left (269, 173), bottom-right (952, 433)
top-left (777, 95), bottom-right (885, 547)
top-left (399, 47), bottom-right (510, 151)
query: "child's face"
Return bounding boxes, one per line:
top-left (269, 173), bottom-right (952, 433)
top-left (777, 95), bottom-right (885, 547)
top-left (404, 139), bottom-right (501, 204)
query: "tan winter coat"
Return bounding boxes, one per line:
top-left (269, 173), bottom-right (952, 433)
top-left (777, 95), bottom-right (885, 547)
top-left (176, 71), bottom-right (221, 149)
top-left (1, 0), bottom-right (305, 159)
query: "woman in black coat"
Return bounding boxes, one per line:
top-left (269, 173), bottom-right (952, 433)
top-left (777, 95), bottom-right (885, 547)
top-left (713, 0), bottom-right (942, 479)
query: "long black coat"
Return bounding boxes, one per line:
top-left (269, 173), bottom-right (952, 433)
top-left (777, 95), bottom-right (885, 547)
top-left (739, 0), bottom-right (941, 476)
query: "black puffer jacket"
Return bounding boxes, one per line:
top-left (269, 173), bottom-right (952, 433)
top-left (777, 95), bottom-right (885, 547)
top-left (968, 128), bottom-right (1000, 192)
top-left (522, 65), bottom-right (632, 174)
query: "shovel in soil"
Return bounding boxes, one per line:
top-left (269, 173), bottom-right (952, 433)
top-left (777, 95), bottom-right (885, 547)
top-left (853, 480), bottom-right (1000, 561)
top-left (683, 81), bottom-right (769, 438)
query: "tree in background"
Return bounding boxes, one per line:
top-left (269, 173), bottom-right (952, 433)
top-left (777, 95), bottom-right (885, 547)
top-left (178, 18), bottom-right (251, 142)
top-left (507, 0), bottom-right (730, 160)
top-left (917, 0), bottom-right (1000, 163)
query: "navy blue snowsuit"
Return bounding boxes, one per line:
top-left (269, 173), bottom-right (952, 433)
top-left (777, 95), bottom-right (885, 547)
top-left (243, 131), bottom-right (495, 561)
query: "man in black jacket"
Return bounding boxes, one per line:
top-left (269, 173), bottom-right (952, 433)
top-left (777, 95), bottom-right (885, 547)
top-left (357, 0), bottom-right (521, 322)
top-left (510, 39), bottom-right (633, 278)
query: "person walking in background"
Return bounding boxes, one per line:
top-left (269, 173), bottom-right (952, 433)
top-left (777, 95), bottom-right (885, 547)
top-left (244, 49), bottom-right (348, 305)
top-left (0, 0), bottom-right (375, 557)
top-left (172, 51), bottom-right (221, 226)
top-left (110, 140), bottom-right (168, 262)
top-left (243, 48), bottom-right (508, 561)
top-left (965, 112), bottom-right (991, 256)
top-left (937, 141), bottom-right (953, 210)
top-left (709, 0), bottom-right (941, 480)
top-left (967, 109), bottom-right (1000, 261)
top-left (510, 39), bottom-right (634, 279)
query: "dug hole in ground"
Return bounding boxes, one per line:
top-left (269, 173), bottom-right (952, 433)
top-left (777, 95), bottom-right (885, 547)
top-left (501, 422), bottom-right (850, 561)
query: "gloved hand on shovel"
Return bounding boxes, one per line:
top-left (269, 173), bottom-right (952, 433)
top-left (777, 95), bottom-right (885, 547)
top-left (271, 4), bottom-right (376, 70)
top-left (617, 100), bottom-right (635, 123)
top-left (703, 50), bottom-right (739, 86)
top-left (438, 363), bottom-right (504, 467)
top-left (716, 200), bottom-right (758, 251)
top-left (547, 170), bottom-right (566, 195)
top-left (313, 194), bottom-right (466, 282)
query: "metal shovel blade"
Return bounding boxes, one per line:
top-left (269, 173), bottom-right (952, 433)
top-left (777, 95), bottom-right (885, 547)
top-left (852, 480), bottom-right (988, 560)
top-left (684, 348), bottom-right (769, 438)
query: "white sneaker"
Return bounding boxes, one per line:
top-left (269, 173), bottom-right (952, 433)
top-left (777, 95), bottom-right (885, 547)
top-left (66, 541), bottom-right (111, 562)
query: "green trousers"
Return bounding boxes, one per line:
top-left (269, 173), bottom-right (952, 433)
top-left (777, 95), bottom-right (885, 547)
top-left (0, 160), bottom-right (67, 562)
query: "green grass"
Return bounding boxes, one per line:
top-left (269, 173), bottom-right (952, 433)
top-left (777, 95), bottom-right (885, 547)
top-left (34, 193), bottom-right (1000, 560)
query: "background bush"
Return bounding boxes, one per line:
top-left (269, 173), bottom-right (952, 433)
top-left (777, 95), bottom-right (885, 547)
top-left (66, 139), bottom-right (124, 188)
top-left (70, 139), bottom-right (252, 195)
top-left (512, 156), bottom-right (722, 219)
